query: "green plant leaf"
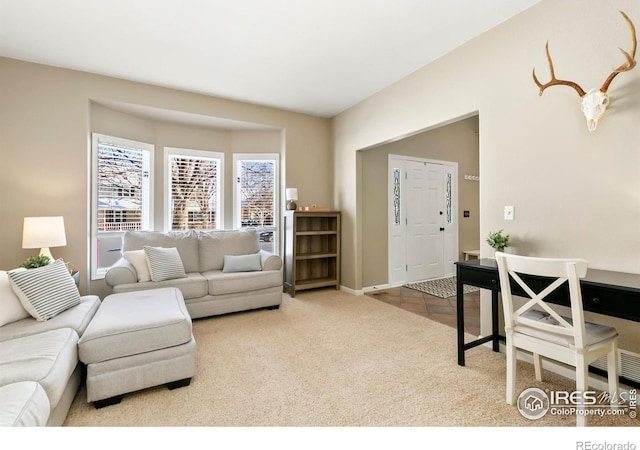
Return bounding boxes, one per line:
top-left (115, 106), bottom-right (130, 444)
top-left (20, 255), bottom-right (51, 269)
top-left (486, 229), bottom-right (510, 250)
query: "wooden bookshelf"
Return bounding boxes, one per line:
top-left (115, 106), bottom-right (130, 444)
top-left (283, 211), bottom-right (341, 297)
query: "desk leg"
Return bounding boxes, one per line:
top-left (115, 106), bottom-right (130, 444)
top-left (457, 277), bottom-right (465, 366)
top-left (492, 290), bottom-right (500, 352)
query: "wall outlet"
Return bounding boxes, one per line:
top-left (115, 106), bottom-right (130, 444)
top-left (504, 205), bottom-right (514, 221)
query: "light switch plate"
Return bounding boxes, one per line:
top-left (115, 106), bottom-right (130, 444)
top-left (504, 205), bottom-right (514, 221)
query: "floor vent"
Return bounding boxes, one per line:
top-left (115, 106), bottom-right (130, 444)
top-left (591, 349), bottom-right (640, 386)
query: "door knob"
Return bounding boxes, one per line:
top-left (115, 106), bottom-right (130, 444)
top-left (440, 227), bottom-right (445, 231)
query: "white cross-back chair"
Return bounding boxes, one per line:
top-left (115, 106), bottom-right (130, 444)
top-left (495, 252), bottom-right (619, 426)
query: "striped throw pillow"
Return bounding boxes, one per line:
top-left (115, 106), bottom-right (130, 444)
top-left (8, 259), bottom-right (80, 321)
top-left (143, 246), bottom-right (188, 282)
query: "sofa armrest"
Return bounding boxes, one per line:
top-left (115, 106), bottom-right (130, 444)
top-left (104, 257), bottom-right (137, 287)
top-left (259, 250), bottom-right (282, 271)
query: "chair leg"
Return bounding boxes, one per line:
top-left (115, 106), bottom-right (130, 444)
top-left (575, 356), bottom-right (588, 427)
top-left (506, 342), bottom-right (517, 405)
top-left (607, 342), bottom-right (619, 405)
top-left (533, 353), bottom-right (543, 381)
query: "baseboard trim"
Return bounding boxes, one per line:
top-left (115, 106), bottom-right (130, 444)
top-left (340, 282), bottom-right (406, 296)
top-left (362, 282), bottom-right (404, 293)
top-left (340, 285), bottom-right (363, 296)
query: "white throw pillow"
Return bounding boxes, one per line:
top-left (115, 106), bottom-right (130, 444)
top-left (123, 250), bottom-right (152, 282)
top-left (143, 246), bottom-right (188, 282)
top-left (222, 253), bottom-right (262, 273)
top-left (0, 269), bottom-right (30, 326)
top-left (8, 259), bottom-right (80, 322)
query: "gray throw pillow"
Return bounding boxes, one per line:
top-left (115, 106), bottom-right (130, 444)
top-left (8, 258), bottom-right (80, 321)
top-left (222, 253), bottom-right (262, 273)
top-left (143, 246), bottom-right (188, 282)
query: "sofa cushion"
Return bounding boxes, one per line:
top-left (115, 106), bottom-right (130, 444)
top-left (198, 229), bottom-right (261, 272)
top-left (204, 269), bottom-right (283, 296)
top-left (0, 328), bottom-right (79, 410)
top-left (0, 295), bottom-right (100, 343)
top-left (0, 270), bottom-right (29, 327)
top-left (123, 250), bottom-right (151, 282)
top-left (222, 253), bottom-right (262, 273)
top-left (123, 230), bottom-right (200, 273)
top-left (0, 381), bottom-right (50, 427)
top-left (143, 246), bottom-right (188, 282)
top-left (111, 273), bottom-right (208, 300)
top-left (8, 259), bottom-right (81, 322)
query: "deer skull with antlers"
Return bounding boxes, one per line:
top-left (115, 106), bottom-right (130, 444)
top-left (533, 11), bottom-right (637, 131)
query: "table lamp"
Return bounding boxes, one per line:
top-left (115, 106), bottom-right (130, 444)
top-left (286, 188), bottom-right (298, 211)
top-left (22, 216), bottom-right (67, 263)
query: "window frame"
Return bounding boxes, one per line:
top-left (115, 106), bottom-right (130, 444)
top-left (232, 153), bottom-right (280, 254)
top-left (91, 133), bottom-right (154, 280)
top-left (164, 147), bottom-right (224, 232)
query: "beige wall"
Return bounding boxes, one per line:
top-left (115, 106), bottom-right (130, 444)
top-left (334, 0), bottom-right (640, 350)
top-left (0, 58), bottom-right (332, 298)
top-left (360, 117), bottom-right (480, 287)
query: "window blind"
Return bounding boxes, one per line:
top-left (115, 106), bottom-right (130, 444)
top-left (170, 155), bottom-right (219, 230)
top-left (97, 143), bottom-right (148, 232)
top-left (238, 160), bottom-right (275, 228)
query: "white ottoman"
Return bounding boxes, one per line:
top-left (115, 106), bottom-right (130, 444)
top-left (78, 288), bottom-right (196, 408)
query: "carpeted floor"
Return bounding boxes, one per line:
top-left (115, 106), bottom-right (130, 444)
top-left (64, 289), bottom-right (637, 428)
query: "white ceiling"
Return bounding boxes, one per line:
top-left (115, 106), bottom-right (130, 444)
top-left (0, 0), bottom-right (542, 118)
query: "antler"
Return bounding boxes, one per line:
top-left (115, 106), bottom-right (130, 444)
top-left (532, 41), bottom-right (586, 98)
top-left (600, 11), bottom-right (637, 93)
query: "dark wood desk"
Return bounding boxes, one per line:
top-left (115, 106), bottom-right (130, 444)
top-left (455, 258), bottom-right (640, 386)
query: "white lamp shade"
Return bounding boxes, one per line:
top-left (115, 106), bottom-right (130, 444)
top-left (22, 216), bottom-right (67, 249)
top-left (286, 188), bottom-right (298, 201)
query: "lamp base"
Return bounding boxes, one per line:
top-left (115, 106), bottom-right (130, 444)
top-left (39, 248), bottom-right (55, 264)
top-left (286, 200), bottom-right (297, 211)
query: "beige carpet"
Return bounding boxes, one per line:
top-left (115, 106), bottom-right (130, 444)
top-left (64, 289), bottom-right (637, 427)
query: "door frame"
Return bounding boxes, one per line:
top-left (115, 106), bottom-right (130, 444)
top-left (388, 154), bottom-right (458, 286)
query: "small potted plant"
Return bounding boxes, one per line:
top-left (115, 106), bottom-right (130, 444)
top-left (486, 229), bottom-right (510, 254)
top-left (20, 255), bottom-right (51, 269)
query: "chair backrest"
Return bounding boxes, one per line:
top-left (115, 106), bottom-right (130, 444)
top-left (495, 252), bottom-right (589, 349)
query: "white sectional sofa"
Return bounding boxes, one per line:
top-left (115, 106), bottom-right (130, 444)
top-left (104, 229), bottom-right (283, 318)
top-left (0, 263), bottom-right (100, 426)
top-left (0, 229), bottom-right (282, 426)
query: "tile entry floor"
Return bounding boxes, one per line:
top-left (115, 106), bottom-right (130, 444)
top-left (366, 286), bottom-right (481, 336)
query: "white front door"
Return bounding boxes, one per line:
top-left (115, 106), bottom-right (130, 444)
top-left (406, 161), bottom-right (444, 282)
top-left (389, 155), bottom-right (458, 285)
top-left (405, 161), bottom-right (428, 282)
